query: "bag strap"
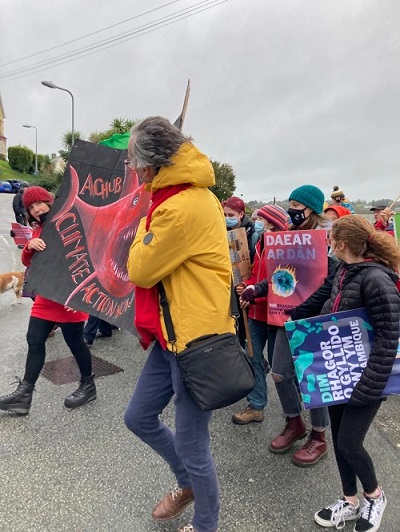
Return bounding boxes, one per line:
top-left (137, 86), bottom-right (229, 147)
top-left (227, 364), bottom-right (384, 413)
top-left (158, 281), bottom-right (177, 347)
top-left (230, 280), bottom-right (240, 318)
top-left (158, 278), bottom-right (238, 349)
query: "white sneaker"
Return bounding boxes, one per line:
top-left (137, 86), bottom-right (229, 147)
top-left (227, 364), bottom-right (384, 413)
top-left (315, 498), bottom-right (360, 529)
top-left (354, 489), bottom-right (387, 532)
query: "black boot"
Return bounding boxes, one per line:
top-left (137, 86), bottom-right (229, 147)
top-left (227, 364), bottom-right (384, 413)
top-left (64, 374), bottom-right (96, 409)
top-left (0, 377), bottom-right (35, 415)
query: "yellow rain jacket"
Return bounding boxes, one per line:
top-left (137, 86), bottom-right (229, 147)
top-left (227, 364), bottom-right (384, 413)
top-left (127, 142), bottom-right (235, 352)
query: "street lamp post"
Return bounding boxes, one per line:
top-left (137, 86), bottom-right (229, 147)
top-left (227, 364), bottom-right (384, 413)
top-left (22, 124), bottom-right (38, 175)
top-left (41, 80), bottom-right (75, 147)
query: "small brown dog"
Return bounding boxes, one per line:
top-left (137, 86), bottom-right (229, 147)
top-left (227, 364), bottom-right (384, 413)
top-left (0, 271), bottom-right (25, 305)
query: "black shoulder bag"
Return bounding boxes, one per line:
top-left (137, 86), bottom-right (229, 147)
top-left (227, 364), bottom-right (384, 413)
top-left (158, 282), bottom-right (255, 411)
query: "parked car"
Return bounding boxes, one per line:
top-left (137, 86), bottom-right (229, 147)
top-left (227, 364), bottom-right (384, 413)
top-left (0, 181), bottom-right (13, 193)
top-left (7, 179), bottom-right (23, 193)
top-left (6, 179), bottom-right (31, 193)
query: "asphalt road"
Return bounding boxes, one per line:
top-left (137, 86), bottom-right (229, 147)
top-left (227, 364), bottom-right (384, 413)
top-left (0, 192), bottom-right (399, 532)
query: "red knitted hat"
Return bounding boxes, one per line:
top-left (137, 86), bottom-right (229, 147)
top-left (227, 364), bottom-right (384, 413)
top-left (257, 204), bottom-right (288, 231)
top-left (23, 186), bottom-right (54, 210)
top-left (222, 196), bottom-right (245, 213)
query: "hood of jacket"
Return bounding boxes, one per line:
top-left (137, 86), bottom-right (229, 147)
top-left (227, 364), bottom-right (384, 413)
top-left (240, 214), bottom-right (254, 234)
top-left (147, 142), bottom-right (215, 192)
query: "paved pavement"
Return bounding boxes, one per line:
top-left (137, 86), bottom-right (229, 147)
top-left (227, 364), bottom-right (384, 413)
top-left (0, 193), bottom-right (399, 532)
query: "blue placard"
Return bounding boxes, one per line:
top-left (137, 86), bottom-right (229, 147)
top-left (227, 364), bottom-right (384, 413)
top-left (285, 308), bottom-right (400, 409)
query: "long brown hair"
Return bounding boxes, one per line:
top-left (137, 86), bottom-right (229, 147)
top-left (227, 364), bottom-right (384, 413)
top-left (331, 215), bottom-right (400, 272)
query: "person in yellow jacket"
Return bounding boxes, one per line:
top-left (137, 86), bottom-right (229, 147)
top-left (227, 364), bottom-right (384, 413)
top-left (125, 116), bottom-right (235, 532)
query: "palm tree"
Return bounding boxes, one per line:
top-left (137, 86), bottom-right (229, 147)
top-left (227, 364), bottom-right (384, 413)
top-left (60, 130), bottom-right (83, 161)
top-left (88, 131), bottom-right (104, 144)
top-left (110, 117), bottom-right (127, 134)
top-left (88, 118), bottom-right (139, 144)
top-left (61, 130), bottom-right (83, 151)
top-left (125, 119), bottom-right (136, 130)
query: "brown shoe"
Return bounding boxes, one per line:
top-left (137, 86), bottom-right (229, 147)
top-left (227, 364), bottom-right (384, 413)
top-left (291, 429), bottom-right (327, 467)
top-left (152, 486), bottom-right (194, 521)
top-left (269, 415), bottom-right (307, 453)
top-left (232, 405), bottom-right (264, 425)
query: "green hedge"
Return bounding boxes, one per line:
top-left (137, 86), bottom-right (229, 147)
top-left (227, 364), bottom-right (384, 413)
top-left (8, 145), bottom-right (34, 173)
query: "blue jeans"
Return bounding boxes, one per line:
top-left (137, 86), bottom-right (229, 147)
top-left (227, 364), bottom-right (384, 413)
top-left (247, 319), bottom-right (269, 410)
top-left (272, 327), bottom-right (329, 428)
top-left (83, 316), bottom-right (112, 343)
top-left (124, 341), bottom-right (219, 532)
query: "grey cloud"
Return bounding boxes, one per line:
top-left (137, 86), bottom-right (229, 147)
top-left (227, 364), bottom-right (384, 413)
top-left (1, 0), bottom-right (399, 203)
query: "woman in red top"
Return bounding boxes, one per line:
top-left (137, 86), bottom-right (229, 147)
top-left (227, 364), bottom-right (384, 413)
top-left (0, 186), bottom-right (96, 415)
top-left (232, 204), bottom-right (288, 425)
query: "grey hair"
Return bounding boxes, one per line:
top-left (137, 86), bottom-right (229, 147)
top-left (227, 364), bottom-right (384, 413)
top-left (130, 116), bottom-right (193, 168)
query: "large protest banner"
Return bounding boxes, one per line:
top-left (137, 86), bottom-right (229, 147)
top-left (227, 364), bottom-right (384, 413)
top-left (25, 139), bottom-right (151, 334)
top-left (264, 229), bottom-right (328, 327)
top-left (285, 308), bottom-right (400, 409)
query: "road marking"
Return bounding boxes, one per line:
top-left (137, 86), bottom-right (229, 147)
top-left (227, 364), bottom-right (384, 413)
top-left (0, 235), bottom-right (19, 270)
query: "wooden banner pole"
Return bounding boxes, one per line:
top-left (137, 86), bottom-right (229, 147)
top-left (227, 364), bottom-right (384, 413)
top-left (242, 307), bottom-right (253, 358)
top-left (388, 193), bottom-right (400, 210)
top-left (177, 79), bottom-right (190, 131)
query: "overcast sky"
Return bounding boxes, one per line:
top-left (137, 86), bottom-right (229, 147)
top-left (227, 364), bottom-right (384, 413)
top-left (1, 0), bottom-right (399, 203)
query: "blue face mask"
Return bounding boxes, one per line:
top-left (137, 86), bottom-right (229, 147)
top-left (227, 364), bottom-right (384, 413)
top-left (254, 220), bottom-right (265, 233)
top-left (226, 217), bottom-right (239, 229)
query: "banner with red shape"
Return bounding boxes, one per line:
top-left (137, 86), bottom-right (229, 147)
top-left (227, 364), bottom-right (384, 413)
top-left (24, 140), bottom-right (150, 334)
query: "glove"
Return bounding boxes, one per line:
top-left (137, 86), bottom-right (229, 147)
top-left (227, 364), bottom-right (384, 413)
top-left (240, 285), bottom-right (260, 304)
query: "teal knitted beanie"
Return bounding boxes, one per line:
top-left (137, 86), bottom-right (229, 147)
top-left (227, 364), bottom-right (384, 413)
top-left (289, 185), bottom-right (325, 214)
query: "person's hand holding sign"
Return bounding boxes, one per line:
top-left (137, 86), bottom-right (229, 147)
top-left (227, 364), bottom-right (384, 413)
top-left (236, 282), bottom-right (247, 296)
top-left (379, 207), bottom-right (394, 224)
top-left (27, 238), bottom-right (46, 252)
top-left (240, 285), bottom-right (260, 308)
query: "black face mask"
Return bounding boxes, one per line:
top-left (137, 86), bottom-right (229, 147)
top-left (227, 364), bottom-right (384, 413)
top-left (287, 207), bottom-right (308, 226)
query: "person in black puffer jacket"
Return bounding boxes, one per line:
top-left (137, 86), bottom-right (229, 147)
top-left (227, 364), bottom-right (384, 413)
top-left (301, 215), bottom-right (400, 532)
top-left (12, 186), bottom-right (27, 225)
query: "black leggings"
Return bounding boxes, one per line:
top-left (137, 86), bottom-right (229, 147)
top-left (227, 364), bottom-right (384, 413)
top-left (24, 317), bottom-right (92, 384)
top-left (328, 401), bottom-right (382, 496)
